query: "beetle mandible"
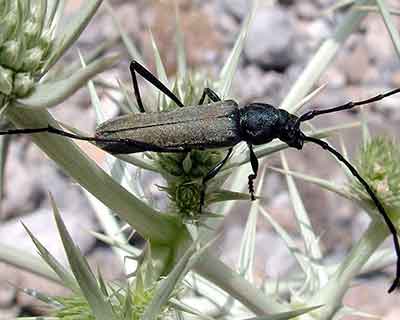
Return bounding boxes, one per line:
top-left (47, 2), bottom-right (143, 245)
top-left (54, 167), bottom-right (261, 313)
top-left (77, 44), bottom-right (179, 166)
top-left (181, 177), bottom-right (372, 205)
top-left (1, 60), bottom-right (400, 293)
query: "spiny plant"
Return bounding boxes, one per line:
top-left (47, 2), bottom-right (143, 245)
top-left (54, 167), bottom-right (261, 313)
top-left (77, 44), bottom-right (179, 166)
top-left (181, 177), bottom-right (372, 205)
top-left (1, 1), bottom-right (400, 320)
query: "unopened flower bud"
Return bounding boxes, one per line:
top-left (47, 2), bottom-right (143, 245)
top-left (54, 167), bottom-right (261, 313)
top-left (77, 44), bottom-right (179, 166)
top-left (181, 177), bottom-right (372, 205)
top-left (0, 39), bottom-right (22, 69)
top-left (13, 72), bottom-right (34, 97)
top-left (21, 47), bottom-right (44, 72)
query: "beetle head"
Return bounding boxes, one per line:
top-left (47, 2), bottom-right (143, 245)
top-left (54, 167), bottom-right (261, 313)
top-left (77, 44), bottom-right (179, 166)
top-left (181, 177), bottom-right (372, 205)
top-left (277, 109), bottom-right (304, 150)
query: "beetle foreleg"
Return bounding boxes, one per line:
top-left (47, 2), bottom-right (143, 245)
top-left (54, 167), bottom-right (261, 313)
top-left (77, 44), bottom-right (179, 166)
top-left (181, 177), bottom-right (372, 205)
top-left (129, 60), bottom-right (185, 113)
top-left (248, 144), bottom-right (259, 201)
top-left (200, 147), bottom-right (233, 211)
top-left (198, 88), bottom-right (221, 105)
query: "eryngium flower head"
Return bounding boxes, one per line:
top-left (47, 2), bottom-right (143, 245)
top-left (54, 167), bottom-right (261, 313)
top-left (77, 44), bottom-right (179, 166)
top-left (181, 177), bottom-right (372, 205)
top-left (154, 74), bottom-right (225, 219)
top-left (53, 284), bottom-right (172, 320)
top-left (352, 137), bottom-right (400, 224)
top-left (0, 0), bottom-right (55, 98)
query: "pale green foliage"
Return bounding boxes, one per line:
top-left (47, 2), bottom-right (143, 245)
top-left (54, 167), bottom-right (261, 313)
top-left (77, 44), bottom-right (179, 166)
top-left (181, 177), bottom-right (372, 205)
top-left (0, 0), bottom-right (55, 97)
top-left (3, 1), bottom-right (400, 320)
top-left (353, 137), bottom-right (400, 217)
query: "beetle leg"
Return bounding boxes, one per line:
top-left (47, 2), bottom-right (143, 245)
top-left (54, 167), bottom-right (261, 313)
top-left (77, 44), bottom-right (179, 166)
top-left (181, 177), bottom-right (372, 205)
top-left (248, 144), bottom-right (259, 201)
top-left (198, 88), bottom-right (221, 105)
top-left (200, 147), bottom-right (233, 211)
top-left (130, 60), bottom-right (184, 113)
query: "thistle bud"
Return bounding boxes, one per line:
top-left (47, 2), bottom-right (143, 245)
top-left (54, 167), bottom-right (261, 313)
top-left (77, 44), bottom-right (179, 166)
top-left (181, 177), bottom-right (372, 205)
top-left (13, 72), bottom-right (34, 97)
top-left (352, 137), bottom-right (400, 224)
top-left (0, 39), bottom-right (22, 69)
top-left (21, 47), bottom-right (44, 72)
top-left (174, 181), bottom-right (202, 216)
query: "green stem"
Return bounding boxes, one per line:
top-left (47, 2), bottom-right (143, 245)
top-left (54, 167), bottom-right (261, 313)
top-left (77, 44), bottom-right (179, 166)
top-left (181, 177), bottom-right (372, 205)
top-left (6, 107), bottom-right (181, 244)
top-left (309, 220), bottom-right (388, 319)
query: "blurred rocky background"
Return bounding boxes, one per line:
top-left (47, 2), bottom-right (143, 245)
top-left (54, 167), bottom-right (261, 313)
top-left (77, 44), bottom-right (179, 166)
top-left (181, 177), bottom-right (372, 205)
top-left (1, 0), bottom-right (400, 318)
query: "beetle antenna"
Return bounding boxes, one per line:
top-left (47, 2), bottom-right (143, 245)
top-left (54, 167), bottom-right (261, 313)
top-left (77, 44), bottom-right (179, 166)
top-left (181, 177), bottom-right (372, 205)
top-left (298, 88), bottom-right (400, 123)
top-left (302, 133), bottom-right (400, 293)
top-left (0, 125), bottom-right (120, 143)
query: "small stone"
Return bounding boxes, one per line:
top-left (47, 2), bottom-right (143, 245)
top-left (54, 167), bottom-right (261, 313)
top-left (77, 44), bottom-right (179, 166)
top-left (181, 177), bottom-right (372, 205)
top-left (244, 6), bottom-right (295, 70)
top-left (233, 65), bottom-right (284, 103)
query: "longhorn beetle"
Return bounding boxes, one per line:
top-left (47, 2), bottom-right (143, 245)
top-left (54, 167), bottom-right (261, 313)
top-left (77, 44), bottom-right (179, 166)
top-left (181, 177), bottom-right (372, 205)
top-left (1, 60), bottom-right (400, 292)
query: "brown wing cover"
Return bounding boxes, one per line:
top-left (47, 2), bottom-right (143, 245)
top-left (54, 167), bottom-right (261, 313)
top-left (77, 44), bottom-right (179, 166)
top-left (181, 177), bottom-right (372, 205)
top-left (95, 100), bottom-right (241, 153)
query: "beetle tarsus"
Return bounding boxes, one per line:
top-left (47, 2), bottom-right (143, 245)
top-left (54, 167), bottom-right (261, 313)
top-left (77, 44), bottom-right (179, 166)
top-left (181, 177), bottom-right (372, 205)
top-left (247, 144), bottom-right (258, 201)
top-left (248, 173), bottom-right (256, 201)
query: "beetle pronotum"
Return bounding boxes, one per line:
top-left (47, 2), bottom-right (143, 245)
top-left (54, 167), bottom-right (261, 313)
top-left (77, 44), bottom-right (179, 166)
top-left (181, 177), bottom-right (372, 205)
top-left (2, 60), bottom-right (400, 292)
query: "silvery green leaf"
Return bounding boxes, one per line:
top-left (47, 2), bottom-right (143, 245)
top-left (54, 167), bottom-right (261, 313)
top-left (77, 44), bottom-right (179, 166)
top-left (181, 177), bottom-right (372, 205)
top-left (207, 189), bottom-right (250, 203)
top-left (260, 206), bottom-right (313, 275)
top-left (50, 194), bottom-right (115, 320)
top-left (360, 109), bottom-right (370, 146)
top-left (150, 30), bottom-right (171, 109)
top-left (104, 0), bottom-right (142, 62)
top-left (90, 231), bottom-right (141, 257)
top-left (50, 36), bottom-right (120, 82)
top-left (143, 240), bottom-right (212, 320)
top-left (118, 78), bottom-right (140, 113)
top-left (170, 299), bottom-right (216, 320)
top-left (0, 242), bottom-right (60, 284)
top-left (218, 0), bottom-right (258, 98)
top-left (238, 169), bottom-right (267, 281)
top-left (376, 0), bottom-right (400, 58)
top-left (43, 0), bottom-right (103, 73)
top-left (244, 305), bottom-right (322, 320)
top-left (47, 0), bottom-right (63, 30)
top-left (308, 220), bottom-right (387, 318)
top-left (116, 153), bottom-right (159, 172)
top-left (150, 31), bottom-right (169, 89)
top-left (281, 153), bottom-right (322, 260)
top-left (22, 223), bottom-right (80, 293)
top-left (267, 166), bottom-right (352, 201)
top-left (16, 54), bottom-right (119, 108)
